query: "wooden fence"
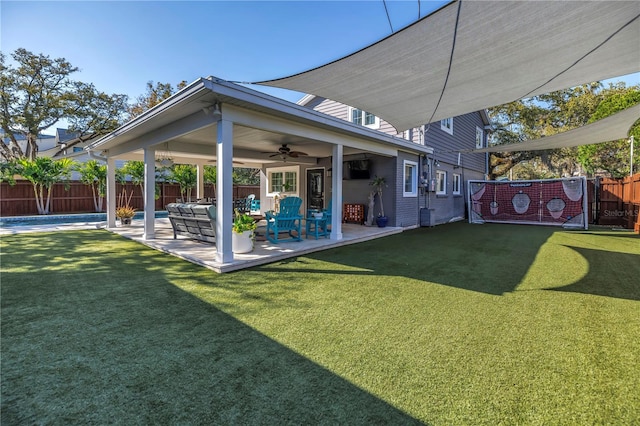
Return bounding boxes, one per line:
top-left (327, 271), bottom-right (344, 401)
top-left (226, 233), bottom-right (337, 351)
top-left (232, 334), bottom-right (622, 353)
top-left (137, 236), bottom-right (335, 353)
top-left (595, 173), bottom-right (640, 230)
top-left (0, 181), bottom-right (259, 217)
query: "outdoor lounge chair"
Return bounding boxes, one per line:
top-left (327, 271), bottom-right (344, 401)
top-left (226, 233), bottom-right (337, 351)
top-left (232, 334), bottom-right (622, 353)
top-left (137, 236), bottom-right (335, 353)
top-left (166, 203), bottom-right (216, 243)
top-left (265, 196), bottom-right (303, 243)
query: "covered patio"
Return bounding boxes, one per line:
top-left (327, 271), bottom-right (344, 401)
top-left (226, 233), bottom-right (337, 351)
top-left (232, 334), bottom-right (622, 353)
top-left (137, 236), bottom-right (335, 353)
top-left (87, 77), bottom-right (431, 270)
top-left (110, 217), bottom-right (402, 273)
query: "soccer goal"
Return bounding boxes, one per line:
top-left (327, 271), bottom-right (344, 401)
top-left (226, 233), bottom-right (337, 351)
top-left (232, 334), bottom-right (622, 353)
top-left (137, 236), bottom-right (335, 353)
top-left (468, 177), bottom-right (588, 229)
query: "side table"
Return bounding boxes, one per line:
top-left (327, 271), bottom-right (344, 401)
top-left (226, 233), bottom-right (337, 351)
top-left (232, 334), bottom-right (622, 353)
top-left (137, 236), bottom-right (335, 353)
top-left (305, 217), bottom-right (328, 239)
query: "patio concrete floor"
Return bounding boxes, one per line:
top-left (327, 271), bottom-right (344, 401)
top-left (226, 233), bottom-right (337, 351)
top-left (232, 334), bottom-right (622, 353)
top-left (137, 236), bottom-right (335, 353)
top-left (109, 218), bottom-right (404, 273)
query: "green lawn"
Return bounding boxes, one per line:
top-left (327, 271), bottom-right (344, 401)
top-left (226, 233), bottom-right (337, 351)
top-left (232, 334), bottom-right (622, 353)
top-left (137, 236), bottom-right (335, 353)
top-left (2, 223), bottom-right (639, 425)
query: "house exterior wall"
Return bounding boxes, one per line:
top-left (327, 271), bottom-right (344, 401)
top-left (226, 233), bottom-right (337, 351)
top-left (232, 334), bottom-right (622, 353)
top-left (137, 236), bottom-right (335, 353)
top-left (395, 151), bottom-right (422, 228)
top-left (300, 97), bottom-right (489, 227)
top-left (425, 114), bottom-right (487, 174)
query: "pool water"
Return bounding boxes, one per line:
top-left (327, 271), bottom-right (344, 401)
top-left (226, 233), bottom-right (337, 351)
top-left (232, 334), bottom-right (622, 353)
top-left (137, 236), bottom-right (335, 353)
top-left (0, 211), bottom-right (168, 228)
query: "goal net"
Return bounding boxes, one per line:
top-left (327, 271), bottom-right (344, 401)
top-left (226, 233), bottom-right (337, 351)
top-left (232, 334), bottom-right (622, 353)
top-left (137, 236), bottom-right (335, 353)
top-left (468, 177), bottom-right (588, 229)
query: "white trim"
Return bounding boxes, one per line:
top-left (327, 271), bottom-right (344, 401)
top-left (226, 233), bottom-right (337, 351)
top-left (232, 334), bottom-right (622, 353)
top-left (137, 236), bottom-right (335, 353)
top-left (348, 106), bottom-right (380, 129)
top-left (436, 170), bottom-right (447, 195)
top-left (475, 126), bottom-right (484, 149)
top-left (266, 165), bottom-right (299, 197)
top-left (403, 160), bottom-right (418, 197)
top-left (441, 117), bottom-right (453, 135)
top-left (453, 173), bottom-right (461, 195)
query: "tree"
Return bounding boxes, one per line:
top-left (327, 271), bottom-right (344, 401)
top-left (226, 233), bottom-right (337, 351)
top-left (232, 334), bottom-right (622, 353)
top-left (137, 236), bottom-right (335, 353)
top-left (169, 164), bottom-right (197, 202)
top-left (75, 160), bottom-right (107, 212)
top-left (0, 48), bottom-right (128, 161)
top-left (128, 80), bottom-right (187, 119)
top-left (0, 160), bottom-right (19, 185)
top-left (120, 160), bottom-right (145, 197)
top-left (233, 167), bottom-right (260, 185)
top-left (487, 82), bottom-right (640, 179)
top-left (18, 157), bottom-right (74, 214)
top-left (576, 88), bottom-right (640, 177)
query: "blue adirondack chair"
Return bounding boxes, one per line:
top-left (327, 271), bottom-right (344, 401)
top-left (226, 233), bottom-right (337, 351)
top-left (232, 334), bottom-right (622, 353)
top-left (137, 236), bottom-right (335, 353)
top-left (265, 196), bottom-right (303, 243)
top-left (321, 199), bottom-right (332, 231)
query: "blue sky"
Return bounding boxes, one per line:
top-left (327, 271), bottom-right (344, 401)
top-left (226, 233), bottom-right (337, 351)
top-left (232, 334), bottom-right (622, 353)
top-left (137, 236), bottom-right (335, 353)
top-left (2, 1), bottom-right (449, 103)
top-left (2, 0), bottom-right (638, 133)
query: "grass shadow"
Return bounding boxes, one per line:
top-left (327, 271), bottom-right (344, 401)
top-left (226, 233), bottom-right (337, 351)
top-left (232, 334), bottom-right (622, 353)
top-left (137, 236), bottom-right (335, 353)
top-left (257, 223), bottom-right (556, 296)
top-left (1, 232), bottom-right (423, 425)
top-left (547, 245), bottom-right (640, 301)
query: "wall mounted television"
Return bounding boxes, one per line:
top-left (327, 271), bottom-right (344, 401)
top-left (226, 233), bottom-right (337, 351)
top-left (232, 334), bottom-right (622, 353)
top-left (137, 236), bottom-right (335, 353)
top-left (346, 159), bottom-right (371, 180)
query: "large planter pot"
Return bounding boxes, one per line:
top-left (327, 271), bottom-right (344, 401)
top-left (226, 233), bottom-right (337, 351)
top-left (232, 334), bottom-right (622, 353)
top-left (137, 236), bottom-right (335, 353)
top-left (376, 216), bottom-right (389, 228)
top-left (118, 217), bottom-right (132, 226)
top-left (232, 230), bottom-right (254, 254)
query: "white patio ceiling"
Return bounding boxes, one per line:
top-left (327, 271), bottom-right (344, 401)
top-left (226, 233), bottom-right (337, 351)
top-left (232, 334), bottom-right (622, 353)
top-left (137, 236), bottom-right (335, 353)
top-left (258, 0), bottom-right (640, 133)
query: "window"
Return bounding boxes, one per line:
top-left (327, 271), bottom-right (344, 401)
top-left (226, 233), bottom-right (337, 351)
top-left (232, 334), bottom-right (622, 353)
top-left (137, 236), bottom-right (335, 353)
top-left (441, 117), bottom-right (453, 135)
top-left (453, 173), bottom-right (461, 195)
top-left (476, 126), bottom-right (484, 149)
top-left (267, 166), bottom-right (298, 195)
top-left (436, 170), bottom-right (447, 195)
top-left (403, 160), bottom-right (418, 197)
top-left (349, 107), bottom-right (380, 129)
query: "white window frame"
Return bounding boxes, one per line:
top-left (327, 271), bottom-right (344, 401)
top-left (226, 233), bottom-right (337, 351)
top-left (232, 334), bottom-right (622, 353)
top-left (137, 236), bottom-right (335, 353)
top-left (452, 173), bottom-right (461, 195)
top-left (266, 166), bottom-right (299, 197)
top-left (476, 126), bottom-right (484, 149)
top-left (403, 160), bottom-right (418, 197)
top-left (436, 170), bottom-right (447, 195)
top-left (441, 117), bottom-right (453, 135)
top-left (348, 107), bottom-right (380, 129)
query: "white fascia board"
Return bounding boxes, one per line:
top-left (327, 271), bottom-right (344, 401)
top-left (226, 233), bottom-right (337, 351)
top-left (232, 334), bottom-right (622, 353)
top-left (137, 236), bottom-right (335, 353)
top-left (86, 78), bottom-right (211, 152)
top-left (297, 94), bottom-right (316, 106)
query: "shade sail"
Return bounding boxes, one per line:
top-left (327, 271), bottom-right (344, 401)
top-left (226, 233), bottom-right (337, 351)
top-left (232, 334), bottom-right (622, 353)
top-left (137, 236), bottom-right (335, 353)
top-left (257, 1), bottom-right (640, 132)
top-left (474, 103), bottom-right (640, 153)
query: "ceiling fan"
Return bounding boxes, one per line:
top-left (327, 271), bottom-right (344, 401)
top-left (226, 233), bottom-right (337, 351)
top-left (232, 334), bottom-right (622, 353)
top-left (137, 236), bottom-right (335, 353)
top-left (264, 144), bottom-right (308, 160)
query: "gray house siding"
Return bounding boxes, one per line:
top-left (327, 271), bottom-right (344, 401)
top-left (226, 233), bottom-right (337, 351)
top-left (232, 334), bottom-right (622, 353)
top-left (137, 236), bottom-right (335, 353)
top-left (394, 151), bottom-right (422, 228)
top-left (426, 114), bottom-right (487, 174)
top-left (424, 164), bottom-right (485, 225)
top-left (299, 96), bottom-right (489, 227)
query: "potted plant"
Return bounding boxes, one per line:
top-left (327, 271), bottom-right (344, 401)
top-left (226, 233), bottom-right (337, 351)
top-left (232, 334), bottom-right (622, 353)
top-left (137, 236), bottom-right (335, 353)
top-left (370, 175), bottom-right (388, 227)
top-left (232, 209), bottom-right (258, 253)
top-left (116, 206), bottom-right (136, 226)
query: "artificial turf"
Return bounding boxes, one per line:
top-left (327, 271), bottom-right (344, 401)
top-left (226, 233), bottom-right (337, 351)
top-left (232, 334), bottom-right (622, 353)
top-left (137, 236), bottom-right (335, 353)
top-left (1, 223), bottom-right (639, 424)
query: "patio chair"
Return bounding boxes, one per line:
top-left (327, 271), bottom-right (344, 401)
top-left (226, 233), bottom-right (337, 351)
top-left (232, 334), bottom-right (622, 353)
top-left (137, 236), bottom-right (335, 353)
top-left (322, 199), bottom-right (332, 231)
top-left (265, 196), bottom-right (303, 243)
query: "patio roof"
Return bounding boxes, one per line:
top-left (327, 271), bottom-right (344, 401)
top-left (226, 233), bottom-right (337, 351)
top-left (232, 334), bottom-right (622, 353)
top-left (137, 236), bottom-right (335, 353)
top-left (86, 77), bottom-right (432, 165)
top-left (257, 1), bottom-right (640, 132)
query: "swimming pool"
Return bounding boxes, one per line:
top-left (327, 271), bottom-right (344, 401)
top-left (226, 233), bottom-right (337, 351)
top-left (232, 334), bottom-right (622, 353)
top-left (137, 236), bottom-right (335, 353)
top-left (0, 211), bottom-right (168, 228)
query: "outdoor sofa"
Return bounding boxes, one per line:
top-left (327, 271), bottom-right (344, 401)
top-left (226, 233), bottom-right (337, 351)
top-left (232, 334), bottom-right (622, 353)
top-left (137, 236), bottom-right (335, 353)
top-left (166, 203), bottom-right (216, 243)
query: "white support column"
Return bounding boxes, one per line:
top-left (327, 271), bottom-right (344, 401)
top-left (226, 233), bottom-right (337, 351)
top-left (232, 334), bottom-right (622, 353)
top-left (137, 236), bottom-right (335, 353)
top-left (106, 156), bottom-right (117, 229)
top-left (197, 163), bottom-right (205, 200)
top-left (143, 147), bottom-right (156, 240)
top-left (216, 119), bottom-right (234, 263)
top-left (331, 144), bottom-right (343, 240)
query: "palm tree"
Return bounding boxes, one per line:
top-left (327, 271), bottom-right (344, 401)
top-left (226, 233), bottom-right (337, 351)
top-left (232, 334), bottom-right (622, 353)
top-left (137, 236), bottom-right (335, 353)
top-left (75, 160), bottom-right (106, 212)
top-left (18, 157), bottom-right (74, 214)
top-left (169, 164), bottom-right (197, 202)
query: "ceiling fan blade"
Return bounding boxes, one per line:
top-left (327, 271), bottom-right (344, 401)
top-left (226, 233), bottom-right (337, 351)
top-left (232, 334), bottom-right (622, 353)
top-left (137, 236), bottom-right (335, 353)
top-left (289, 151), bottom-right (308, 157)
